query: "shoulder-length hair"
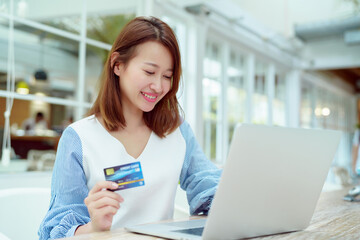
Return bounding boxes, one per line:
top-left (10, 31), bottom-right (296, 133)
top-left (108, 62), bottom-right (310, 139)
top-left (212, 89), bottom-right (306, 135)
top-left (88, 16), bottom-right (183, 138)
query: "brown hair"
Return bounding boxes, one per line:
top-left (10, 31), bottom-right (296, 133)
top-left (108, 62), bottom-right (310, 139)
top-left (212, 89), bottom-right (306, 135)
top-left (88, 16), bottom-right (183, 138)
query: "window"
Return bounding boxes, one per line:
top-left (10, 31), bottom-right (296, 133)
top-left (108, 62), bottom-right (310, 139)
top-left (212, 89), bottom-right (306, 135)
top-left (0, 1), bottom-right (138, 173)
top-left (300, 81), bottom-right (313, 128)
top-left (11, 25), bottom-right (79, 100)
top-left (84, 12), bottom-right (135, 104)
top-left (203, 41), bottom-right (222, 162)
top-left (161, 15), bottom-right (187, 109)
top-left (300, 79), bottom-right (354, 133)
top-left (252, 60), bottom-right (268, 124)
top-left (227, 49), bottom-right (246, 145)
top-left (273, 71), bottom-right (287, 126)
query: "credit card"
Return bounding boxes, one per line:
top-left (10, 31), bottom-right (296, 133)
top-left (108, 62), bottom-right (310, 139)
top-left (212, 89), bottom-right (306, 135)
top-left (104, 161), bottom-right (145, 191)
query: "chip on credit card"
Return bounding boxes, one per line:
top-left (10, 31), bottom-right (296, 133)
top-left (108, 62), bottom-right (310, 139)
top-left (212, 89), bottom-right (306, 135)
top-left (104, 161), bottom-right (145, 191)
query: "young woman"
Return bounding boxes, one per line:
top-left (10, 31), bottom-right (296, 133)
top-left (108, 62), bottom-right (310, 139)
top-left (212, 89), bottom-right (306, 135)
top-left (39, 16), bottom-right (221, 239)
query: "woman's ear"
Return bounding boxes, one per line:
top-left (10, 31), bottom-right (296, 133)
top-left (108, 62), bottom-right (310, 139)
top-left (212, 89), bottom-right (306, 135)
top-left (110, 52), bottom-right (122, 77)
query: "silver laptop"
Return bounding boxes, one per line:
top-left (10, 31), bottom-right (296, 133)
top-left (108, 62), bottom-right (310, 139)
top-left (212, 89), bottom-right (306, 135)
top-left (126, 124), bottom-right (341, 240)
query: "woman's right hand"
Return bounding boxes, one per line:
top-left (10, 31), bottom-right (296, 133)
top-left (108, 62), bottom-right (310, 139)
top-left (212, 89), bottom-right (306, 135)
top-left (76, 181), bottom-right (123, 234)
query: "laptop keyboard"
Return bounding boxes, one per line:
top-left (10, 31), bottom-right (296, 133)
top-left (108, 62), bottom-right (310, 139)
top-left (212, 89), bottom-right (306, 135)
top-left (164, 219), bottom-right (206, 228)
top-left (172, 227), bottom-right (204, 236)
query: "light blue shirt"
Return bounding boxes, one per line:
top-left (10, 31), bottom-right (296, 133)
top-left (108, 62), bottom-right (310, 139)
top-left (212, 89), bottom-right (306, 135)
top-left (38, 119), bottom-right (222, 239)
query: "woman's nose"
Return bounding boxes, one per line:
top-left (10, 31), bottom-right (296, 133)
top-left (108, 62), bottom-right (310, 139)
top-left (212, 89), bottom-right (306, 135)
top-left (150, 75), bottom-right (162, 92)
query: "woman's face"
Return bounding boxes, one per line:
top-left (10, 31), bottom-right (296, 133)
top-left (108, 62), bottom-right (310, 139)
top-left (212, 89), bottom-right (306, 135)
top-left (114, 41), bottom-right (173, 113)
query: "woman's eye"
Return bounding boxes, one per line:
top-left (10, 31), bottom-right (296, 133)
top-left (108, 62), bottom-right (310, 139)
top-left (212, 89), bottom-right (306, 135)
top-left (164, 75), bottom-right (172, 80)
top-left (144, 70), bottom-right (154, 75)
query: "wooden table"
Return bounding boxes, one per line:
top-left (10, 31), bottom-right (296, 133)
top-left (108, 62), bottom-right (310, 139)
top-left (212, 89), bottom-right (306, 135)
top-left (61, 188), bottom-right (360, 239)
top-left (11, 135), bottom-right (60, 159)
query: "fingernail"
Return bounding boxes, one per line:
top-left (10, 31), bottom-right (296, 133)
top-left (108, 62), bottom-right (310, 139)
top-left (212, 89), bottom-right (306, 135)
top-left (112, 183), bottom-right (118, 188)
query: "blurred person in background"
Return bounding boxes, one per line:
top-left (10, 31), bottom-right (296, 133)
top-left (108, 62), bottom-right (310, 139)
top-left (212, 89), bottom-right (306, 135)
top-left (22, 112), bottom-right (49, 135)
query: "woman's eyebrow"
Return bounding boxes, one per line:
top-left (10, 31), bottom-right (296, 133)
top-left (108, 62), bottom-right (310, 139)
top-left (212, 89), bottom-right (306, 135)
top-left (144, 62), bottom-right (173, 72)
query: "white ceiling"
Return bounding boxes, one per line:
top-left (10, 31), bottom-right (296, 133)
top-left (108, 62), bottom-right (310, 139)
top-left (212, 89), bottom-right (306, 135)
top-left (230, 0), bottom-right (357, 38)
top-left (171, 0), bottom-right (357, 38)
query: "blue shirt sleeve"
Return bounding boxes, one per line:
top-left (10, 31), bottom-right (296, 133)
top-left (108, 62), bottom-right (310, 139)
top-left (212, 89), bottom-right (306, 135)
top-left (179, 121), bottom-right (222, 215)
top-left (38, 127), bottom-right (90, 240)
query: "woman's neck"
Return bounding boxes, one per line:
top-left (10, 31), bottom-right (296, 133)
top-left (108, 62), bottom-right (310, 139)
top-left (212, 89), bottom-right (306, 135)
top-left (122, 104), bottom-right (146, 132)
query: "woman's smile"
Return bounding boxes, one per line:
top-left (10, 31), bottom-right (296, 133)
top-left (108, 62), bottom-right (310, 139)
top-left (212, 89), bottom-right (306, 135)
top-left (141, 91), bottom-right (158, 102)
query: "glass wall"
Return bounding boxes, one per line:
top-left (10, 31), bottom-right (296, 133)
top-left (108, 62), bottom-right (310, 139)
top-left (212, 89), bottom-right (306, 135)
top-left (85, 5), bottom-right (135, 105)
top-left (11, 25), bottom-right (79, 99)
top-left (273, 71), bottom-right (287, 126)
top-left (300, 78), bottom-right (355, 173)
top-left (160, 15), bottom-right (187, 109)
top-left (14, 0), bottom-right (82, 33)
top-left (0, 0), bottom-right (137, 173)
top-left (300, 79), bottom-right (354, 132)
top-left (86, 14), bottom-right (135, 45)
top-left (227, 49), bottom-right (246, 145)
top-left (84, 12), bottom-right (135, 103)
top-left (203, 40), bottom-right (222, 162)
top-left (85, 44), bottom-right (108, 104)
top-left (252, 60), bottom-right (268, 124)
top-left (300, 81), bottom-right (313, 128)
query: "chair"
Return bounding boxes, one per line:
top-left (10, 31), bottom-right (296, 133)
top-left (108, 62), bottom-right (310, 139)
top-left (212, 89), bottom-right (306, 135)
top-left (27, 150), bottom-right (56, 171)
top-left (0, 188), bottom-right (51, 240)
top-left (37, 152), bottom-right (56, 171)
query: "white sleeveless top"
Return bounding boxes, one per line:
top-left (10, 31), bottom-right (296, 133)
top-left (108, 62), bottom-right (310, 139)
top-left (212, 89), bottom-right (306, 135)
top-left (71, 115), bottom-right (186, 228)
